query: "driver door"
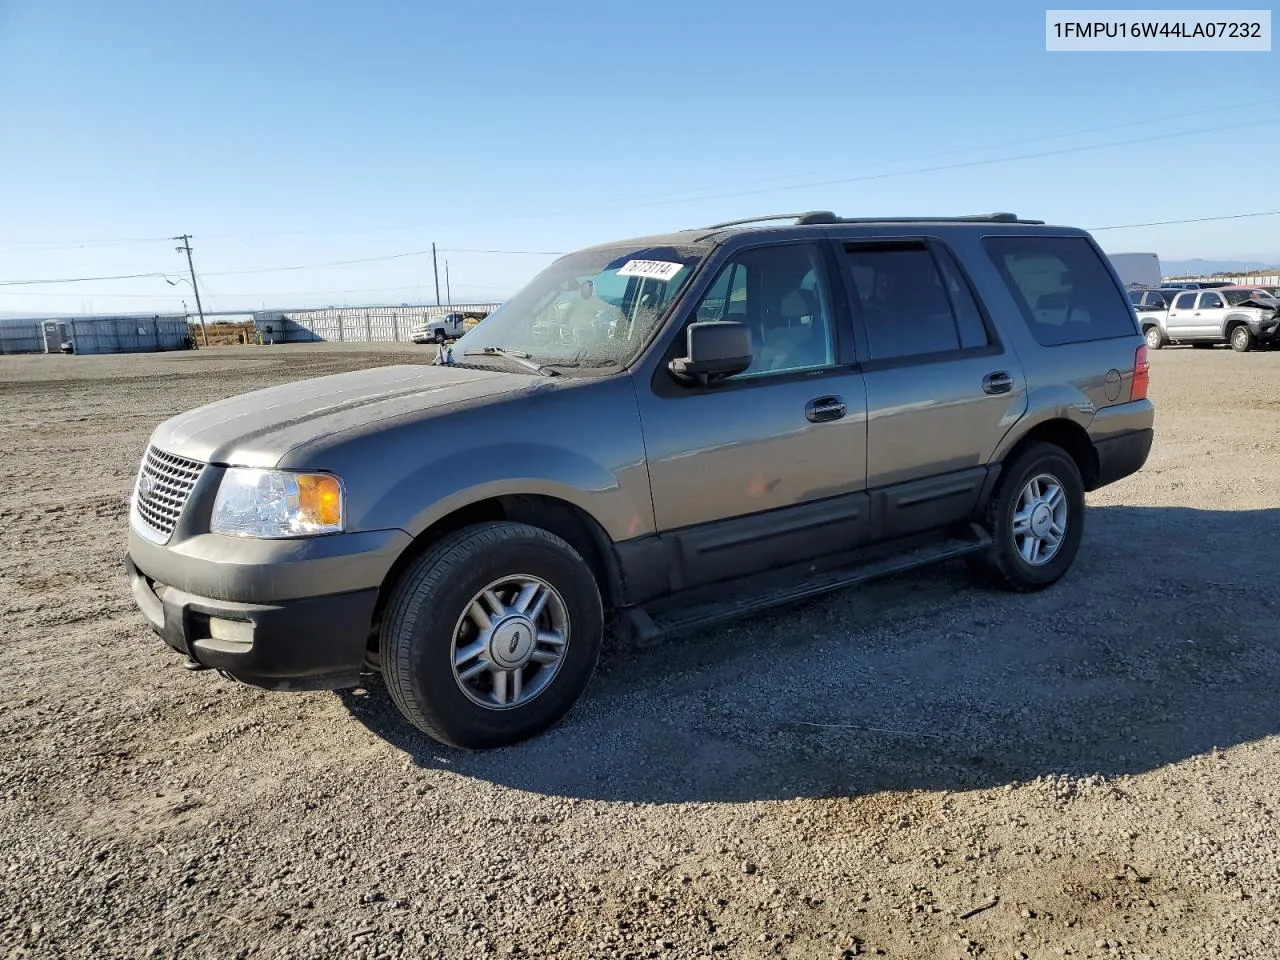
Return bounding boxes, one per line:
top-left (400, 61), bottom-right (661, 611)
top-left (635, 241), bottom-right (869, 591)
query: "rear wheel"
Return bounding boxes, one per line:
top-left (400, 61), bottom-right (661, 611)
top-left (381, 522), bottom-right (604, 748)
top-left (1144, 326), bottom-right (1164, 350)
top-left (1230, 325), bottom-right (1254, 353)
top-left (970, 443), bottom-right (1085, 592)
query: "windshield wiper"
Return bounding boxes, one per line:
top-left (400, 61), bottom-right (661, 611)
top-left (463, 346), bottom-right (559, 377)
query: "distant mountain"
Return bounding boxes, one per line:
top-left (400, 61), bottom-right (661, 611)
top-left (1160, 258), bottom-right (1279, 277)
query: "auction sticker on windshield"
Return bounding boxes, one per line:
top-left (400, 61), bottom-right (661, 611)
top-left (617, 260), bottom-right (684, 281)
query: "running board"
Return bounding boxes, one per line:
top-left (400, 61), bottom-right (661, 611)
top-left (620, 526), bottom-right (991, 644)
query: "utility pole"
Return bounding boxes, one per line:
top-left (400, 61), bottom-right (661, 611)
top-left (432, 242), bottom-right (441, 306)
top-left (173, 235), bottom-right (208, 346)
top-left (445, 260), bottom-right (451, 306)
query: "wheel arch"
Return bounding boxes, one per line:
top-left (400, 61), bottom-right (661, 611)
top-left (366, 494), bottom-right (622, 666)
top-left (995, 418), bottom-right (1100, 493)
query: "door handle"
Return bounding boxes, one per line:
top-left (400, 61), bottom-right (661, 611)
top-left (982, 371), bottom-right (1014, 395)
top-left (805, 396), bottom-right (846, 423)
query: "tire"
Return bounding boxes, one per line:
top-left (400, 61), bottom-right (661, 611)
top-left (1230, 325), bottom-right (1254, 353)
top-left (381, 521), bottom-right (604, 749)
top-left (434, 329), bottom-right (447, 344)
top-left (1144, 326), bottom-right (1164, 350)
top-left (969, 442), bottom-right (1086, 592)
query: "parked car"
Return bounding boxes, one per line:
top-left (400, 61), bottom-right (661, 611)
top-left (125, 211), bottom-right (1154, 748)
top-left (1161, 280), bottom-right (1235, 290)
top-left (411, 312), bottom-right (468, 344)
top-left (1128, 288), bottom-right (1177, 311)
top-left (1143, 287), bottom-right (1280, 352)
top-left (1223, 286), bottom-right (1280, 308)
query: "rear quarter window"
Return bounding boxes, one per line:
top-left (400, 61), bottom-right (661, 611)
top-left (983, 236), bottom-right (1139, 346)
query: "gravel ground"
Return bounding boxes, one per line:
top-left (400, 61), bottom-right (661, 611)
top-left (2, 343), bottom-right (1278, 960)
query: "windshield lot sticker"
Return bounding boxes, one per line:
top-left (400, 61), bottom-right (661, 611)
top-left (617, 260), bottom-right (684, 281)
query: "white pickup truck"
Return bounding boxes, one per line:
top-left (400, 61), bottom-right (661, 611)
top-left (1139, 287), bottom-right (1280, 353)
top-left (411, 312), bottom-right (468, 345)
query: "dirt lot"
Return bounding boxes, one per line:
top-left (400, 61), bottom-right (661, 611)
top-left (2, 343), bottom-right (1278, 960)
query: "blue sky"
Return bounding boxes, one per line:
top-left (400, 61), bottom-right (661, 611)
top-left (1, 0), bottom-right (1277, 315)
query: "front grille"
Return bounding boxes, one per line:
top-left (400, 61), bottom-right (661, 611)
top-left (134, 445), bottom-right (205, 539)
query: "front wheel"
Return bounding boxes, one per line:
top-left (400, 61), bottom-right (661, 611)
top-left (970, 443), bottom-right (1086, 592)
top-left (381, 522), bottom-right (604, 748)
top-left (1230, 325), bottom-right (1254, 353)
top-left (1144, 326), bottom-right (1164, 350)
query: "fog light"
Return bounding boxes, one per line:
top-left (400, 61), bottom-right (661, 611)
top-left (207, 617), bottom-right (253, 646)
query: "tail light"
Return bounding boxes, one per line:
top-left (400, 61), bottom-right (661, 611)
top-left (1131, 344), bottom-right (1150, 401)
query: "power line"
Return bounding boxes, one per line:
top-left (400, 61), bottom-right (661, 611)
top-left (439, 247), bottom-right (566, 255)
top-left (557, 96), bottom-right (1280, 205)
top-left (0, 270), bottom-right (170, 287)
top-left (0, 236), bottom-right (172, 253)
top-left (199, 247), bottom-right (564, 278)
top-left (5, 206), bottom-right (1278, 296)
top-left (1089, 210), bottom-right (1280, 231)
top-left (203, 248), bottom-right (435, 277)
top-left (0, 247), bottom-right (560, 287)
top-left (0, 282), bottom-right (514, 299)
top-left (553, 117), bottom-right (1280, 214)
top-left (6, 98), bottom-right (1274, 252)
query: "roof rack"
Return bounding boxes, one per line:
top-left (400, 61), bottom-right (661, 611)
top-left (699, 212), bottom-right (838, 230)
top-left (824, 212), bottom-right (1045, 225)
top-left (694, 211), bottom-right (1043, 239)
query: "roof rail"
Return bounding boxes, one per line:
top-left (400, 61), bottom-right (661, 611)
top-left (691, 211), bottom-right (1043, 241)
top-left (826, 212), bottom-right (1045, 225)
top-left (699, 211), bottom-right (838, 230)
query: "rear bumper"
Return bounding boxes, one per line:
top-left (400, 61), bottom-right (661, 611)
top-left (127, 554), bottom-right (377, 690)
top-left (1093, 428), bottom-right (1153, 489)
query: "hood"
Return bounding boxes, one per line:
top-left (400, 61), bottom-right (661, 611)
top-left (149, 364), bottom-right (536, 466)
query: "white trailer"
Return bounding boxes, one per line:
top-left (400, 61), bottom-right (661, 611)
top-left (1107, 252), bottom-right (1162, 290)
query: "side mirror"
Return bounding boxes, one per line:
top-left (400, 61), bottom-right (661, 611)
top-left (668, 320), bottom-right (752, 386)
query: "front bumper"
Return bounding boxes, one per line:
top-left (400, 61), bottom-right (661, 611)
top-left (126, 523), bottom-right (412, 690)
top-left (1249, 316), bottom-right (1280, 341)
top-left (128, 555), bottom-right (378, 690)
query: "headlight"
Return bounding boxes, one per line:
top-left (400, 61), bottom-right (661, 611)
top-left (211, 468), bottom-right (344, 538)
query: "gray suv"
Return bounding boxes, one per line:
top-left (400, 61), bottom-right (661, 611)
top-left (126, 211), bottom-right (1155, 748)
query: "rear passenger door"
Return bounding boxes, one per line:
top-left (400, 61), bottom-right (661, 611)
top-left (837, 239), bottom-right (1026, 541)
top-left (1192, 291), bottom-right (1227, 338)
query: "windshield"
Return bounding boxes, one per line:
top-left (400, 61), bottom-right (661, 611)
top-left (447, 244), bottom-right (703, 371)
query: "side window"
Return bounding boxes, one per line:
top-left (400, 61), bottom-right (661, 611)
top-left (695, 260), bottom-right (747, 321)
top-left (934, 244), bottom-right (991, 349)
top-left (688, 244), bottom-right (836, 377)
top-left (983, 236), bottom-right (1139, 346)
top-left (843, 242), bottom-right (962, 360)
top-left (1128, 291), bottom-right (1143, 306)
top-left (1174, 292), bottom-right (1197, 309)
top-left (1199, 292), bottom-right (1224, 309)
